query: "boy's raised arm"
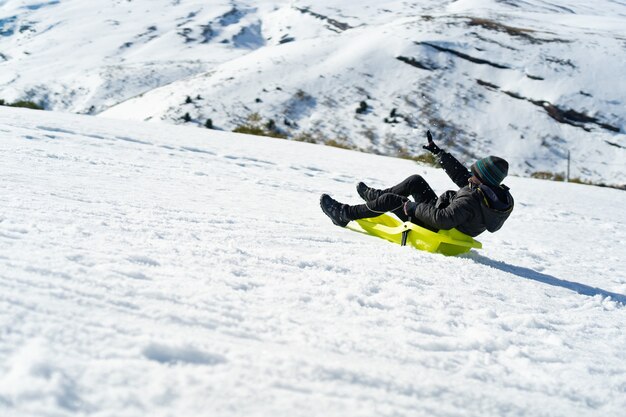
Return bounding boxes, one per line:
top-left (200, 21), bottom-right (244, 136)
top-left (423, 130), bottom-right (471, 188)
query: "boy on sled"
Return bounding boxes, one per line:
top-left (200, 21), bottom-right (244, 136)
top-left (320, 131), bottom-right (514, 238)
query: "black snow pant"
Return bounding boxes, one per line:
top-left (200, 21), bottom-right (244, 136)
top-left (345, 175), bottom-right (438, 229)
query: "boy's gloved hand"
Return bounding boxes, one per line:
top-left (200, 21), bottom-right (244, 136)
top-left (403, 200), bottom-right (417, 217)
top-left (422, 130), bottom-right (441, 155)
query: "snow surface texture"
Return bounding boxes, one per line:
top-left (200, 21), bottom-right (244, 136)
top-left (0, 0), bottom-right (625, 185)
top-left (1, 106), bottom-right (625, 417)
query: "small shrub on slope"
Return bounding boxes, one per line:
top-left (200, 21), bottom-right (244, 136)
top-left (531, 171), bottom-right (565, 181)
top-left (233, 113), bottom-right (286, 139)
top-left (0, 99), bottom-right (44, 110)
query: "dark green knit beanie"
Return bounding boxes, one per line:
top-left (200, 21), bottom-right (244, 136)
top-left (471, 156), bottom-right (509, 186)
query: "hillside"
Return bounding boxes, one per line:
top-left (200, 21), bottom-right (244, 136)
top-left (1, 106), bottom-right (625, 416)
top-left (0, 0), bottom-right (625, 186)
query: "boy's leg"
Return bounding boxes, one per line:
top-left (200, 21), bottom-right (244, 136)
top-left (345, 193), bottom-right (409, 221)
top-left (321, 193), bottom-right (438, 232)
top-left (384, 175), bottom-right (438, 203)
top-left (346, 193), bottom-right (438, 231)
top-left (358, 175), bottom-right (437, 204)
top-left (321, 193), bottom-right (407, 227)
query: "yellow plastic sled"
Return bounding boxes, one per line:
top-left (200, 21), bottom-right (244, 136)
top-left (347, 213), bottom-right (482, 256)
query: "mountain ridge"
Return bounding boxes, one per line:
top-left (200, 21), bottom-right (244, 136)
top-left (1, 0), bottom-right (624, 185)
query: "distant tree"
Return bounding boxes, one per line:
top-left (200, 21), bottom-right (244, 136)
top-left (182, 112), bottom-right (192, 122)
top-left (205, 118), bottom-right (213, 129)
top-left (356, 101), bottom-right (369, 114)
top-left (384, 108), bottom-right (400, 124)
top-left (185, 96), bottom-right (193, 104)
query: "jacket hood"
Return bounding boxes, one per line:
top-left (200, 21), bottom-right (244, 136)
top-left (477, 184), bottom-right (514, 232)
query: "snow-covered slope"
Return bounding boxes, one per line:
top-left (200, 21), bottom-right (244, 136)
top-left (1, 0), bottom-right (625, 186)
top-left (1, 106), bottom-right (625, 417)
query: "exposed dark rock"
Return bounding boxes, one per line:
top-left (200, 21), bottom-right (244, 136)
top-left (1, 16), bottom-right (17, 37)
top-left (279, 35), bottom-right (295, 44)
top-left (418, 42), bottom-right (510, 69)
top-left (136, 25), bottom-right (158, 40)
top-left (19, 24), bottom-right (35, 34)
top-left (475, 79), bottom-right (621, 133)
top-left (495, 0), bottom-right (521, 8)
top-left (470, 31), bottom-right (519, 51)
top-left (200, 24), bottom-right (215, 43)
top-left (532, 102), bottom-right (619, 133)
top-left (466, 17), bottom-right (570, 44)
top-left (295, 7), bottom-right (353, 32)
top-left (219, 8), bottom-right (245, 26)
top-left (545, 56), bottom-right (576, 69)
top-left (467, 17), bottom-right (538, 44)
top-left (476, 79), bottom-right (499, 89)
top-left (396, 56), bottom-right (436, 71)
top-left (503, 90), bottom-right (524, 100)
top-left (178, 28), bottom-right (195, 43)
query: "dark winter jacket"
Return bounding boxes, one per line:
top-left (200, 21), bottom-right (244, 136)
top-left (407, 152), bottom-right (514, 237)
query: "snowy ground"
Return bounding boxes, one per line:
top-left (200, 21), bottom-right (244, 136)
top-left (0, 106), bottom-right (625, 417)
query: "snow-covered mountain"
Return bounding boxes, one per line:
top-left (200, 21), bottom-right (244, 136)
top-left (1, 106), bottom-right (625, 416)
top-left (1, 0), bottom-right (625, 186)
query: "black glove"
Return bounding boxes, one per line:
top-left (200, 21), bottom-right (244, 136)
top-left (403, 200), bottom-right (417, 218)
top-left (422, 130), bottom-right (441, 155)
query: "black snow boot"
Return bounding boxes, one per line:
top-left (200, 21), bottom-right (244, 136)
top-left (356, 181), bottom-right (382, 202)
top-left (320, 194), bottom-right (351, 227)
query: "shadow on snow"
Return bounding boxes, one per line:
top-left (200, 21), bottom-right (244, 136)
top-left (468, 254), bottom-right (626, 306)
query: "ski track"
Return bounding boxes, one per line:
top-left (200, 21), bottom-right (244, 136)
top-left (0, 107), bottom-right (625, 416)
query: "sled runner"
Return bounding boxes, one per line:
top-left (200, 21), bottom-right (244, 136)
top-left (347, 213), bottom-right (482, 256)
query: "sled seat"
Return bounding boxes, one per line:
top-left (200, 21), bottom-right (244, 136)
top-left (348, 213), bottom-right (482, 256)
